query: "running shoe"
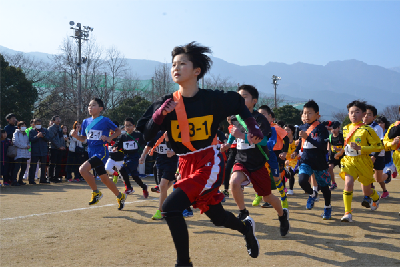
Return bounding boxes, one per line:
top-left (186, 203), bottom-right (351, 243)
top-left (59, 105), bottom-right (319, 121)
top-left (306, 194), bottom-right (317, 210)
top-left (112, 175), bottom-right (118, 184)
top-left (175, 260), bottom-right (193, 267)
top-left (222, 189), bottom-right (229, 198)
top-left (281, 199), bottom-right (289, 209)
top-left (362, 196), bottom-right (371, 208)
top-left (261, 202), bottom-right (273, 208)
top-left (393, 171), bottom-right (398, 178)
top-left (341, 212), bottom-right (353, 222)
top-left (238, 209), bottom-right (249, 221)
top-left (124, 188), bottom-right (135, 195)
top-left (371, 192), bottom-right (380, 211)
top-left (152, 209), bottom-right (163, 220)
top-left (95, 176), bottom-right (101, 181)
top-left (279, 208), bottom-right (290, 236)
top-left (73, 178), bottom-right (80, 182)
top-left (89, 191), bottom-right (103, 205)
top-left (329, 183), bottom-right (337, 191)
top-left (182, 209), bottom-right (194, 218)
top-left (252, 194), bottom-right (262, 206)
top-left (117, 193), bottom-right (126, 210)
top-left (380, 191), bottom-right (389, 199)
top-left (151, 185), bottom-right (160, 193)
top-left (143, 184), bottom-right (149, 198)
top-left (287, 189), bottom-right (294, 195)
top-left (322, 207), bottom-right (332, 220)
top-left (242, 216), bottom-right (260, 258)
top-left (384, 170), bottom-right (392, 184)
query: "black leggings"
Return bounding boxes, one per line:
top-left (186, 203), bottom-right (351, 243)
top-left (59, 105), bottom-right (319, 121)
top-left (12, 158), bottom-right (29, 183)
top-left (299, 173), bottom-right (331, 206)
top-left (224, 148), bottom-right (237, 190)
top-left (119, 168), bottom-right (145, 189)
top-left (162, 188), bottom-right (246, 265)
top-left (287, 169), bottom-right (295, 190)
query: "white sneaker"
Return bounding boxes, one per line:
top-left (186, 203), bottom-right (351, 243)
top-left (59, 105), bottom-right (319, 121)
top-left (341, 212), bottom-right (353, 222)
top-left (371, 192), bottom-right (380, 211)
top-left (287, 189), bottom-right (294, 195)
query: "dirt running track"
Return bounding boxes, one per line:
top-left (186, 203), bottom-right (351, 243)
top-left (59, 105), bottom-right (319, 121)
top-left (1, 168), bottom-right (400, 267)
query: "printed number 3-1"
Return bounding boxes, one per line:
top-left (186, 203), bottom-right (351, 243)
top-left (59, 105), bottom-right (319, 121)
top-left (177, 121), bottom-right (208, 138)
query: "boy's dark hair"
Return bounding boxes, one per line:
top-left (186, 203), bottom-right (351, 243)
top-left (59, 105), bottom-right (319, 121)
top-left (303, 99), bottom-right (319, 113)
top-left (270, 111), bottom-right (275, 119)
top-left (33, 118), bottom-right (42, 123)
top-left (112, 121), bottom-right (119, 127)
top-left (331, 121), bottom-right (341, 129)
top-left (237, 85), bottom-right (259, 100)
top-left (285, 124), bottom-right (296, 134)
top-left (92, 98), bottom-right (105, 109)
top-left (51, 115), bottom-right (60, 121)
top-left (171, 41), bottom-right (212, 81)
top-left (277, 120), bottom-right (285, 128)
top-left (365, 104), bottom-right (378, 117)
top-left (259, 105), bottom-right (272, 115)
top-left (375, 116), bottom-right (390, 130)
top-left (125, 117), bottom-right (135, 125)
top-left (347, 100), bottom-right (367, 112)
top-left (6, 113), bottom-right (16, 120)
top-left (17, 121), bottom-right (26, 127)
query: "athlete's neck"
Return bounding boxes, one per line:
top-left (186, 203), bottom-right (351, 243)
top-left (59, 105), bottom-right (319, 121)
top-left (91, 113), bottom-right (101, 119)
top-left (179, 81), bottom-right (199, 97)
top-left (126, 130), bottom-right (134, 135)
top-left (288, 136), bottom-right (293, 143)
top-left (332, 132), bottom-right (339, 137)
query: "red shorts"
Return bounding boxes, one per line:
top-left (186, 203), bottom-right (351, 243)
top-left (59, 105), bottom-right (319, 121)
top-left (232, 163), bottom-right (271, 197)
top-left (174, 146), bottom-right (225, 213)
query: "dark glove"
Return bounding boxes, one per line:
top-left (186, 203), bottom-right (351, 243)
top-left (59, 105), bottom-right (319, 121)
top-left (152, 98), bottom-right (173, 125)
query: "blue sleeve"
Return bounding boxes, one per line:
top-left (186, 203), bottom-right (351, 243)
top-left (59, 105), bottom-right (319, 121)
top-left (81, 119), bottom-right (87, 136)
top-left (267, 128), bottom-right (277, 150)
top-left (227, 134), bottom-right (236, 144)
top-left (105, 117), bottom-right (118, 132)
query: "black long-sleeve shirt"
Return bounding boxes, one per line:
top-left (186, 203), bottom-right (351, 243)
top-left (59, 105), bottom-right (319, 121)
top-left (136, 89), bottom-right (254, 155)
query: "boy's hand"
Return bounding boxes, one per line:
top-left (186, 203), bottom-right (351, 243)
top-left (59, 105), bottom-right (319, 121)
top-left (167, 150), bottom-right (175, 158)
top-left (299, 130), bottom-right (308, 139)
top-left (285, 160), bottom-right (290, 166)
top-left (295, 139), bottom-right (300, 146)
top-left (334, 150), bottom-right (344, 159)
top-left (162, 100), bottom-right (178, 115)
top-left (230, 126), bottom-right (244, 139)
top-left (279, 152), bottom-right (287, 160)
top-left (291, 151), bottom-right (298, 159)
top-left (101, 136), bottom-right (112, 143)
top-left (350, 142), bottom-right (361, 151)
top-left (220, 143), bottom-right (231, 153)
top-left (112, 147), bottom-right (118, 152)
top-left (37, 132), bottom-right (44, 138)
top-left (139, 157), bottom-right (145, 164)
top-left (247, 133), bottom-right (261, 145)
top-left (392, 136), bottom-right (400, 146)
top-left (71, 129), bottom-right (78, 138)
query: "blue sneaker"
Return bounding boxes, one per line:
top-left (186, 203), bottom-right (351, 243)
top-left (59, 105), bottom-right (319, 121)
top-left (362, 196), bottom-right (371, 208)
top-left (322, 207), bottom-right (332, 220)
top-left (182, 209), bottom-right (193, 218)
top-left (306, 195), bottom-right (316, 210)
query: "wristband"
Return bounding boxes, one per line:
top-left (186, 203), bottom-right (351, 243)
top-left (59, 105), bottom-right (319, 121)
top-left (152, 98), bottom-right (173, 125)
top-left (244, 117), bottom-right (263, 139)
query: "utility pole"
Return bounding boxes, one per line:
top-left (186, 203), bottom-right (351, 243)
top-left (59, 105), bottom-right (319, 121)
top-left (271, 75), bottom-right (281, 109)
top-left (69, 21), bottom-right (93, 121)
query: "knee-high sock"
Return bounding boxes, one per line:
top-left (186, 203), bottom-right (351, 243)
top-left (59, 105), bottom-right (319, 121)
top-left (370, 189), bottom-right (379, 202)
top-left (343, 190), bottom-right (353, 213)
top-left (275, 179), bottom-right (287, 201)
top-left (320, 185), bottom-right (331, 207)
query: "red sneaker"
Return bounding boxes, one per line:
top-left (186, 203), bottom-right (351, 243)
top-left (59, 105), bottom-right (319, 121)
top-left (380, 191), bottom-right (389, 199)
top-left (393, 171), bottom-right (397, 178)
top-left (125, 188), bottom-right (135, 195)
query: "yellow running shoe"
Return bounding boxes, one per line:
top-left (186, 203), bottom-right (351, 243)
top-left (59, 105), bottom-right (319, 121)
top-left (252, 194), bottom-right (262, 206)
top-left (112, 175), bottom-right (118, 184)
top-left (281, 199), bottom-right (289, 209)
top-left (89, 191), bottom-right (103, 205)
top-left (152, 209), bottom-right (163, 220)
top-left (117, 193), bottom-right (127, 210)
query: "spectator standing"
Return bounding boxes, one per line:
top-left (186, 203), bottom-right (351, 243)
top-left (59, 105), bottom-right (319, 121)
top-left (1, 129), bottom-right (11, 185)
top-left (59, 125), bottom-right (69, 179)
top-left (23, 119), bottom-right (37, 180)
top-left (67, 121), bottom-right (85, 182)
top-left (48, 116), bottom-right (66, 183)
top-left (11, 121), bottom-right (30, 186)
top-left (4, 113), bottom-right (18, 184)
top-left (29, 119), bottom-right (50, 184)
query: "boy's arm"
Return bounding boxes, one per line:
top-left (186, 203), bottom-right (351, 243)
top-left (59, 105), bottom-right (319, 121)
top-left (361, 128), bottom-right (384, 154)
top-left (303, 125), bottom-right (329, 151)
top-left (227, 133), bottom-right (236, 144)
top-left (139, 146), bottom-right (152, 164)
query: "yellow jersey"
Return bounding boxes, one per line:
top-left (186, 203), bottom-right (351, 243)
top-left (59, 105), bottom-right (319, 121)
top-left (383, 121), bottom-right (400, 170)
top-left (342, 122), bottom-right (383, 156)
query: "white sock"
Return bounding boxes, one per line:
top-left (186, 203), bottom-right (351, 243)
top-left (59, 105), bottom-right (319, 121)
top-left (324, 205), bottom-right (331, 209)
top-left (313, 186), bottom-right (318, 192)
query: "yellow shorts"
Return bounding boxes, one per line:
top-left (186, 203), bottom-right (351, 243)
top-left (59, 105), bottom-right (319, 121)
top-left (393, 151), bottom-right (400, 171)
top-left (340, 155), bottom-right (375, 186)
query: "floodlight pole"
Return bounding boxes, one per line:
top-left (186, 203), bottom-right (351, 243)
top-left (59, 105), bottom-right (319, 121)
top-left (271, 75), bottom-right (280, 109)
top-left (77, 24), bottom-right (82, 121)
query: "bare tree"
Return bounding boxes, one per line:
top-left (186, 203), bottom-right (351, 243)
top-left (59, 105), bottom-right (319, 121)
top-left (203, 74), bottom-right (237, 91)
top-left (256, 93), bottom-right (285, 109)
top-left (381, 105), bottom-right (400, 122)
top-left (151, 63), bottom-right (175, 101)
top-left (332, 110), bottom-right (349, 123)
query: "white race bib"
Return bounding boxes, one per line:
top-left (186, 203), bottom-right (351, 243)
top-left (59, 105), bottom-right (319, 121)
top-left (123, 141), bottom-right (138, 151)
top-left (108, 146), bottom-right (113, 152)
top-left (156, 144), bottom-right (168, 154)
top-left (345, 144), bottom-right (359, 156)
top-left (236, 138), bottom-right (255, 150)
top-left (303, 140), bottom-right (317, 149)
top-left (87, 130), bottom-right (102, 140)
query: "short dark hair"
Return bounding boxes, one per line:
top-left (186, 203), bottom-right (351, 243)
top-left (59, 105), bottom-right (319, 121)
top-left (270, 111), bottom-right (275, 119)
top-left (347, 100), bottom-right (367, 112)
top-left (303, 99), bottom-right (319, 113)
top-left (171, 41), bottom-right (212, 81)
top-left (284, 124), bottom-right (295, 134)
top-left (33, 118), bottom-right (42, 123)
top-left (259, 105), bottom-right (272, 115)
top-left (125, 117), bottom-right (135, 125)
top-left (237, 85), bottom-right (259, 100)
top-left (91, 98), bottom-right (105, 109)
top-left (17, 121), bottom-right (26, 127)
top-left (365, 104), bottom-right (378, 117)
top-left (52, 115), bottom-right (60, 121)
top-left (6, 113), bottom-right (16, 120)
top-left (375, 116), bottom-right (390, 130)
top-left (277, 120), bottom-right (285, 128)
top-left (331, 121), bottom-right (341, 129)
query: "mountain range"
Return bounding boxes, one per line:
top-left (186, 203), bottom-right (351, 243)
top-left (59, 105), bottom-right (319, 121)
top-left (1, 45), bottom-right (399, 121)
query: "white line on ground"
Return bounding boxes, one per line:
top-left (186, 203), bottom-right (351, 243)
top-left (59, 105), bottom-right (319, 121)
top-left (1, 198), bottom-right (159, 221)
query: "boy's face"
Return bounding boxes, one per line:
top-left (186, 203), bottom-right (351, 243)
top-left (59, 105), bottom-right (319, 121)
top-left (377, 122), bottom-right (385, 130)
top-left (284, 126), bottom-right (293, 137)
top-left (124, 121), bottom-right (135, 133)
top-left (258, 109), bottom-right (273, 123)
top-left (171, 54), bottom-right (201, 84)
top-left (7, 116), bottom-right (17, 125)
top-left (331, 127), bottom-right (339, 135)
top-left (302, 107), bottom-right (319, 124)
top-left (348, 106), bottom-right (365, 123)
top-left (88, 100), bottom-right (103, 116)
top-left (363, 109), bottom-right (376, 125)
top-left (238, 89), bottom-right (257, 111)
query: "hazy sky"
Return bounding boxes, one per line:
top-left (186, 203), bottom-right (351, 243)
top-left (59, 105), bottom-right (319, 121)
top-left (1, 0), bottom-right (399, 68)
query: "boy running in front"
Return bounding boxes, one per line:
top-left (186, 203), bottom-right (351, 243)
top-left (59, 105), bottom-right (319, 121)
top-left (71, 98), bottom-right (126, 210)
top-left (137, 42), bottom-right (264, 266)
top-left (337, 100), bottom-right (383, 222)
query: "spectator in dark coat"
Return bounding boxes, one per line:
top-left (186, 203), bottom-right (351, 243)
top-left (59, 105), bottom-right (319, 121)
top-left (29, 119), bottom-right (50, 184)
top-left (48, 116), bottom-right (66, 183)
top-left (4, 113), bottom-right (18, 184)
top-left (1, 129), bottom-right (11, 185)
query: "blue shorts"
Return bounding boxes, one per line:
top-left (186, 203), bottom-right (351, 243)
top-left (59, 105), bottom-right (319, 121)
top-left (267, 153), bottom-right (280, 178)
top-left (88, 145), bottom-right (108, 164)
top-left (299, 163), bottom-right (331, 187)
top-left (122, 154), bottom-right (140, 177)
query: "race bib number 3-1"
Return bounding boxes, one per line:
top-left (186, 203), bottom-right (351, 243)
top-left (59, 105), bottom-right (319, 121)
top-left (123, 141), bottom-right (138, 150)
top-left (171, 115), bottom-right (213, 142)
top-left (87, 130), bottom-right (102, 140)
